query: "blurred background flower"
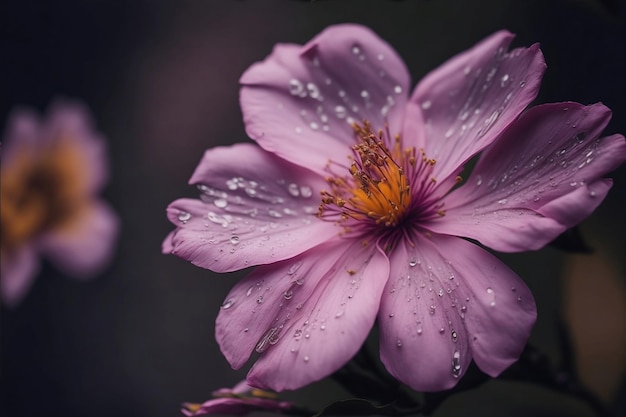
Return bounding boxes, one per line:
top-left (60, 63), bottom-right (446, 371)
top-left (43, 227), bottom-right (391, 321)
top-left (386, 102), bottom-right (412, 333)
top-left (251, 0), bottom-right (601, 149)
top-left (1, 101), bottom-right (119, 307)
top-left (1, 1), bottom-right (624, 416)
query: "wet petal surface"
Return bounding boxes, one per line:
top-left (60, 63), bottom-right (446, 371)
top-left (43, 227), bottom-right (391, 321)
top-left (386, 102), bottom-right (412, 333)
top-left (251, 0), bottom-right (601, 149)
top-left (405, 30), bottom-right (546, 181)
top-left (165, 144), bottom-right (337, 272)
top-left (426, 102), bottom-right (626, 251)
top-left (216, 239), bottom-right (389, 391)
top-left (240, 24), bottom-right (411, 175)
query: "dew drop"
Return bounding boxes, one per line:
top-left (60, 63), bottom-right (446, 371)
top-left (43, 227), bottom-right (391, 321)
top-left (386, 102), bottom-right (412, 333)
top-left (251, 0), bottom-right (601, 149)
top-left (283, 289), bottom-right (294, 300)
top-left (303, 356), bottom-right (310, 363)
top-left (306, 82), bottom-right (320, 99)
top-left (255, 327), bottom-right (279, 353)
top-left (256, 295), bottom-right (264, 304)
top-left (268, 209), bottom-right (283, 218)
top-left (396, 339), bottom-right (403, 347)
top-left (377, 53), bottom-right (384, 61)
top-left (334, 105), bottom-right (347, 119)
top-left (309, 122), bottom-right (319, 130)
top-left (287, 261), bottom-right (303, 275)
top-left (409, 259), bottom-right (418, 267)
top-left (452, 351), bottom-right (462, 378)
top-left (230, 236), bottom-right (240, 245)
top-left (486, 287), bottom-right (496, 306)
top-left (439, 327), bottom-right (445, 334)
top-left (287, 183), bottom-right (300, 197)
top-left (296, 187), bottom-right (312, 201)
top-left (177, 211), bottom-right (191, 223)
top-left (394, 85), bottom-right (403, 94)
top-left (246, 286), bottom-right (254, 297)
top-left (213, 199), bottom-right (228, 209)
top-left (500, 74), bottom-right (510, 87)
top-left (451, 330), bottom-right (458, 342)
top-left (429, 304), bottom-right (436, 315)
top-left (288, 79), bottom-right (305, 96)
top-left (221, 298), bottom-right (235, 309)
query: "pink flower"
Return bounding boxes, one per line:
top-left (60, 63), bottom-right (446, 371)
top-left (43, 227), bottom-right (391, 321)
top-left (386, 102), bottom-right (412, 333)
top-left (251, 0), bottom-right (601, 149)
top-left (164, 25), bottom-right (626, 391)
top-left (181, 381), bottom-right (294, 416)
top-left (1, 101), bottom-right (119, 308)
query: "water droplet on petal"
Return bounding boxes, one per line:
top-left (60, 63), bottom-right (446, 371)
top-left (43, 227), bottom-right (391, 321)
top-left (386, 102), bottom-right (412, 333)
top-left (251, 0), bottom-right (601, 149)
top-left (486, 287), bottom-right (496, 306)
top-left (178, 211), bottom-right (191, 223)
top-left (288, 183), bottom-right (300, 197)
top-left (221, 298), bottom-right (235, 309)
top-left (394, 85), bottom-right (403, 94)
top-left (230, 236), bottom-right (240, 245)
top-left (256, 295), bottom-right (264, 304)
top-left (213, 199), bottom-right (228, 208)
top-left (303, 356), bottom-right (310, 363)
top-left (451, 330), bottom-right (458, 342)
top-left (452, 351), bottom-right (462, 378)
top-left (396, 339), bottom-right (403, 347)
top-left (307, 82), bottom-right (320, 99)
top-left (334, 105), bottom-right (347, 119)
top-left (289, 79), bottom-right (305, 96)
top-left (287, 261), bottom-right (303, 275)
top-left (283, 289), bottom-right (294, 300)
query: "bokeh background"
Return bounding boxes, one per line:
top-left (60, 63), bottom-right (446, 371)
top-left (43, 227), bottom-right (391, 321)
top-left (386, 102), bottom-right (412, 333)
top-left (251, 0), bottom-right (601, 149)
top-left (1, 0), bottom-right (625, 416)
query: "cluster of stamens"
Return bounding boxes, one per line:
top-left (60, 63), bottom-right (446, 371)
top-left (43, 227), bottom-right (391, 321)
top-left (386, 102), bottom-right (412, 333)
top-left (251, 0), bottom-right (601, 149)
top-left (318, 121), bottom-right (416, 229)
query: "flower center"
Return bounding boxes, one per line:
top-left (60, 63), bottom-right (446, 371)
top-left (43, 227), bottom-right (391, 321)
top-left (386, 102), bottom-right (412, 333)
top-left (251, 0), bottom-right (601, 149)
top-left (318, 122), bottom-right (422, 229)
top-left (0, 137), bottom-right (87, 252)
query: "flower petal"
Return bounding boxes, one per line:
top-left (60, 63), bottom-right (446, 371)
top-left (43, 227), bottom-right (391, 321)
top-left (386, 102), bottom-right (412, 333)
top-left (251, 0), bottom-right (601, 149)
top-left (216, 239), bottom-right (388, 391)
top-left (166, 144), bottom-right (338, 272)
top-left (45, 101), bottom-right (110, 194)
top-left (379, 233), bottom-right (536, 390)
top-left (39, 200), bottom-right (119, 278)
top-left (0, 246), bottom-right (39, 308)
top-left (426, 102), bottom-right (626, 251)
top-left (182, 397), bottom-right (292, 416)
top-left (427, 234), bottom-right (536, 377)
top-left (378, 235), bottom-right (471, 391)
top-left (405, 30), bottom-right (546, 181)
top-left (161, 230), bottom-right (175, 254)
top-left (240, 23), bottom-right (411, 175)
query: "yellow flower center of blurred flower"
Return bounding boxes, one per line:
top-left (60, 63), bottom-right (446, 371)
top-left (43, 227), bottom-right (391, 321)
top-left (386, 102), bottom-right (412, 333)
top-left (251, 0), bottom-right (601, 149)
top-left (1, 137), bottom-right (87, 252)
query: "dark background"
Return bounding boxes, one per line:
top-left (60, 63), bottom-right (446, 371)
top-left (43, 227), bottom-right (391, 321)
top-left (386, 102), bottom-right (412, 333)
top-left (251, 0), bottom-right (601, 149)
top-left (1, 1), bottom-right (625, 416)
